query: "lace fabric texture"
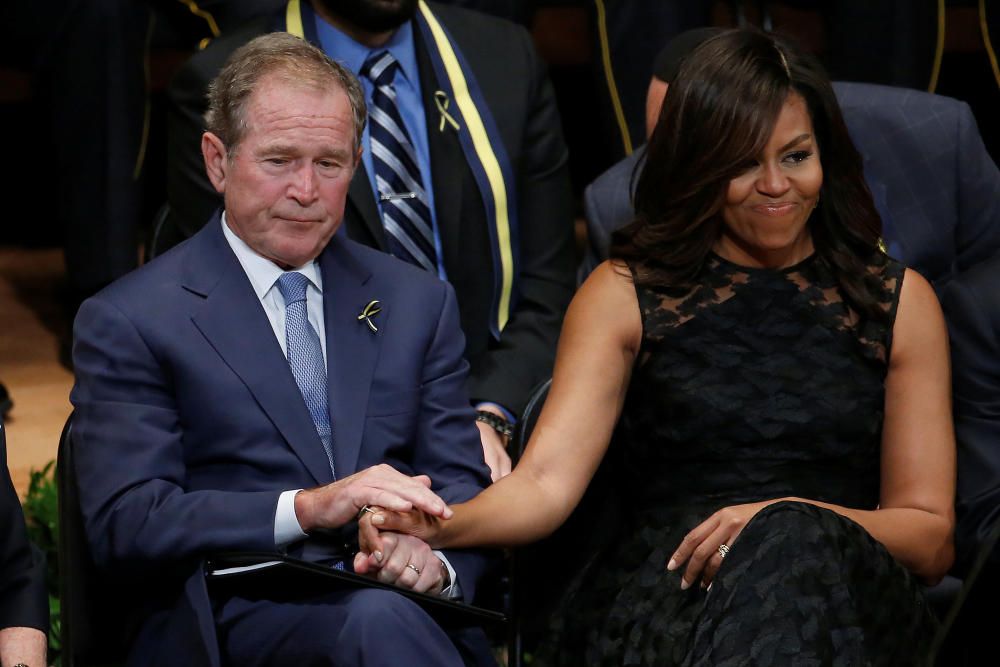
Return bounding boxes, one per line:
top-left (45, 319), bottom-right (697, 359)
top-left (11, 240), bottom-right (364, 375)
top-left (537, 253), bottom-right (936, 666)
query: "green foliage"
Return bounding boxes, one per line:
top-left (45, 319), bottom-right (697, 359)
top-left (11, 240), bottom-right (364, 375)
top-left (21, 460), bottom-right (62, 662)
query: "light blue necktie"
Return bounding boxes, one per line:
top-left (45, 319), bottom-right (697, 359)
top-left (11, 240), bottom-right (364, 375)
top-left (276, 272), bottom-right (335, 477)
top-left (361, 50), bottom-right (438, 272)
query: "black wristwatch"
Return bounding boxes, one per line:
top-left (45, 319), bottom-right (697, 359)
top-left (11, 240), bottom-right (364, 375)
top-left (475, 410), bottom-right (513, 439)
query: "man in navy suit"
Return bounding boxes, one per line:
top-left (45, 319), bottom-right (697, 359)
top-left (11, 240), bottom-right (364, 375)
top-left (581, 31), bottom-right (1000, 291)
top-left (167, 0), bottom-right (577, 482)
top-left (71, 33), bottom-right (493, 667)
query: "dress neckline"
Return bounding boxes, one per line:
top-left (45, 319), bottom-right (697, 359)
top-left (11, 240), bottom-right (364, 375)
top-left (708, 251), bottom-right (818, 276)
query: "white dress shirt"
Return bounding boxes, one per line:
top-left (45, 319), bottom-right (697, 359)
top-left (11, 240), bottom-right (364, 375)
top-left (221, 215), bottom-right (459, 596)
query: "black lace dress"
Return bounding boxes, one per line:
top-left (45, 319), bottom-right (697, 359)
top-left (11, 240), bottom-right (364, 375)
top-left (538, 253), bottom-right (937, 666)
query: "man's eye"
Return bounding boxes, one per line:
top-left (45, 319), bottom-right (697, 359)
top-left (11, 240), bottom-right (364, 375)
top-left (265, 158), bottom-right (288, 166)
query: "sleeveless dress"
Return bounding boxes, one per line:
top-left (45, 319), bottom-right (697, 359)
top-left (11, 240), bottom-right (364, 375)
top-left (538, 252), bottom-right (938, 666)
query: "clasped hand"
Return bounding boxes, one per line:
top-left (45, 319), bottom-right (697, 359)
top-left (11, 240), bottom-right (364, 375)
top-left (293, 464), bottom-right (450, 594)
top-left (353, 530), bottom-right (448, 595)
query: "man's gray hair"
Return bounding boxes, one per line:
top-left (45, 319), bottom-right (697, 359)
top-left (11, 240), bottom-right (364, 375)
top-left (204, 32), bottom-right (367, 155)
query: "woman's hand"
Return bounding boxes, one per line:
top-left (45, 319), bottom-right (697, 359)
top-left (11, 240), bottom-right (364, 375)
top-left (668, 500), bottom-right (776, 589)
top-left (358, 507), bottom-right (444, 557)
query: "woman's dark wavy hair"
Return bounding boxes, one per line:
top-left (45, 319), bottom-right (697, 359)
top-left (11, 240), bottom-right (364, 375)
top-left (610, 28), bottom-right (888, 321)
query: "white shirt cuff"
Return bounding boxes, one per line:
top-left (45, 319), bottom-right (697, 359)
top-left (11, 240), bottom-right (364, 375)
top-left (274, 489), bottom-right (308, 547)
top-left (434, 550), bottom-right (462, 599)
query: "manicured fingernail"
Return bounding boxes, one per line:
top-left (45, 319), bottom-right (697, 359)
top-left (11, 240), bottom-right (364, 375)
top-left (666, 558), bottom-right (677, 571)
top-left (680, 578), bottom-right (691, 590)
top-left (375, 551), bottom-right (383, 562)
top-left (372, 514), bottom-right (385, 525)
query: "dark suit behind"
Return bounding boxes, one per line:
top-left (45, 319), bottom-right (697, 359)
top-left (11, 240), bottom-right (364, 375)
top-left (166, 2), bottom-right (576, 417)
top-left (70, 218), bottom-right (494, 666)
top-left (581, 82), bottom-right (1000, 291)
top-left (941, 255), bottom-right (1000, 574)
top-left (0, 423), bottom-right (48, 635)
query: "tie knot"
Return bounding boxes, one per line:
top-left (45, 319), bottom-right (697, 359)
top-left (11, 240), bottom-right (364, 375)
top-left (276, 272), bottom-right (310, 305)
top-left (361, 50), bottom-right (399, 87)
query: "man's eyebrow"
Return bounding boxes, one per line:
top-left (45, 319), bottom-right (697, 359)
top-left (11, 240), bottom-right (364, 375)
top-left (256, 143), bottom-right (352, 160)
top-left (778, 133), bottom-right (812, 153)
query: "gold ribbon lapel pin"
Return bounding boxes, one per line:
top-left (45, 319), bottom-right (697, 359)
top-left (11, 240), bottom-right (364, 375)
top-left (434, 91), bottom-right (460, 133)
top-left (357, 300), bottom-right (382, 333)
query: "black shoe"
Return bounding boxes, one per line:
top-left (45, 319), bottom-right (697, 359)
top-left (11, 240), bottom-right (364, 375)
top-left (0, 382), bottom-right (12, 419)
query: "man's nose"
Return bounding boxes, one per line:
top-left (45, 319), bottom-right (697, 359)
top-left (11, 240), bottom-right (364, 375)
top-left (288, 164), bottom-right (319, 204)
top-left (756, 162), bottom-right (791, 197)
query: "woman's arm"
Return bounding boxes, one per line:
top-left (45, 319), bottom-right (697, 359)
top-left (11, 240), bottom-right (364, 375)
top-left (367, 261), bottom-right (642, 549)
top-left (671, 268), bottom-right (956, 587)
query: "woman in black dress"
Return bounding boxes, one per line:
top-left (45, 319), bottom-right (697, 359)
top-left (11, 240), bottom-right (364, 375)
top-left (360, 28), bottom-right (954, 665)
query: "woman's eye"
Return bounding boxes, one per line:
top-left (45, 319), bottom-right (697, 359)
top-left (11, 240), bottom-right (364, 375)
top-left (784, 150), bottom-right (812, 164)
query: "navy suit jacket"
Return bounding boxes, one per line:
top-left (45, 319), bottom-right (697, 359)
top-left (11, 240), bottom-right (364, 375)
top-left (581, 82), bottom-right (1000, 289)
top-left (941, 255), bottom-right (1000, 575)
top-left (0, 423), bottom-right (48, 635)
top-left (70, 216), bottom-right (494, 665)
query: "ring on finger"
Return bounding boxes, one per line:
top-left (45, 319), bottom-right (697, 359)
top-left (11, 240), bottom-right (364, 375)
top-left (406, 563), bottom-right (422, 575)
top-left (356, 505), bottom-right (376, 520)
top-left (718, 543), bottom-right (730, 559)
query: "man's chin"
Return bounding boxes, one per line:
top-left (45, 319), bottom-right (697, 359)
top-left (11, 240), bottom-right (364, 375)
top-left (316, 0), bottom-right (418, 33)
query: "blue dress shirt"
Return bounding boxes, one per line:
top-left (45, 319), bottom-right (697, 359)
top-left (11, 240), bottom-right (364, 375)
top-left (315, 15), bottom-right (448, 281)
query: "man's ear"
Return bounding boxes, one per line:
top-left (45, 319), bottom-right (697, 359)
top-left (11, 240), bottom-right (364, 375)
top-left (202, 131), bottom-right (229, 194)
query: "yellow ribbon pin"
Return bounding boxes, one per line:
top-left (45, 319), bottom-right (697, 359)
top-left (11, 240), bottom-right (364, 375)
top-left (357, 300), bottom-right (382, 333)
top-left (434, 91), bottom-right (461, 132)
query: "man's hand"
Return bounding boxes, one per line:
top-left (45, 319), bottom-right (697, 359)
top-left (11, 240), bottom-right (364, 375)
top-left (294, 464), bottom-right (452, 533)
top-left (353, 533), bottom-right (447, 595)
top-left (476, 405), bottom-right (512, 482)
top-left (0, 626), bottom-right (47, 667)
top-left (667, 500), bottom-right (775, 590)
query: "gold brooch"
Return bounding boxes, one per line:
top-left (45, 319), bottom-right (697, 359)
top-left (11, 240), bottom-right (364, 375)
top-left (357, 300), bottom-right (382, 333)
top-left (434, 91), bottom-right (460, 132)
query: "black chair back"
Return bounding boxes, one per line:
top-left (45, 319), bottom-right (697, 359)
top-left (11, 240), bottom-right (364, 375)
top-left (57, 413), bottom-right (132, 667)
top-left (508, 379), bottom-right (623, 666)
top-left (144, 203), bottom-right (186, 263)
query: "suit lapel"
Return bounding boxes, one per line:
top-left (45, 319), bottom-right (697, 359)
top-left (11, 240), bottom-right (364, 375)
top-left (414, 24), bottom-right (466, 279)
top-left (346, 163), bottom-right (387, 249)
top-left (183, 219), bottom-right (333, 486)
top-left (320, 237), bottom-right (385, 475)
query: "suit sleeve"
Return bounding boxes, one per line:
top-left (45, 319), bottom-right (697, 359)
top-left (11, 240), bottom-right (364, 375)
top-left (412, 283), bottom-right (496, 603)
top-left (467, 26), bottom-right (576, 417)
top-left (71, 296), bottom-right (280, 573)
top-left (0, 426), bottom-right (49, 633)
top-left (954, 102), bottom-right (1000, 274)
top-left (941, 272), bottom-right (1000, 574)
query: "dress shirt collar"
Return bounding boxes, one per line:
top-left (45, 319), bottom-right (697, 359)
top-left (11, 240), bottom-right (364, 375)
top-left (313, 10), bottom-right (419, 87)
top-left (221, 212), bottom-right (323, 298)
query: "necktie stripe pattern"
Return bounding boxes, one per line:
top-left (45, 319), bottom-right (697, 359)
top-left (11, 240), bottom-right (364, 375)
top-left (361, 50), bottom-right (438, 272)
top-left (276, 272), bottom-right (335, 477)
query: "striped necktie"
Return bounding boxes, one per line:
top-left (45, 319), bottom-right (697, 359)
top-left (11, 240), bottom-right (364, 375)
top-left (276, 272), bottom-right (335, 477)
top-left (361, 50), bottom-right (438, 272)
